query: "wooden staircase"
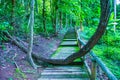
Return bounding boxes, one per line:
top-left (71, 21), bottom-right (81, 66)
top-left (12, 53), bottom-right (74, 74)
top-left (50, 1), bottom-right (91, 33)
top-left (38, 29), bottom-right (90, 80)
top-left (38, 65), bottom-right (89, 80)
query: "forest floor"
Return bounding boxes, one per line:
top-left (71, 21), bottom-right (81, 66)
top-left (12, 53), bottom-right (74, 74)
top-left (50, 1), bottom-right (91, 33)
top-left (0, 30), bottom-right (115, 80)
top-left (0, 33), bottom-right (64, 80)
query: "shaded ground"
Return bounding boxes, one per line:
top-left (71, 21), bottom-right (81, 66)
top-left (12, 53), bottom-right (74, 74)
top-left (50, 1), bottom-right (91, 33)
top-left (0, 33), bottom-right (64, 80)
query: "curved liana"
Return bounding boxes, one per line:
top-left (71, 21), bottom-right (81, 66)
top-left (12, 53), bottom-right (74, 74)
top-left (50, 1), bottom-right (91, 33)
top-left (4, 0), bottom-right (111, 65)
top-left (36, 0), bottom-right (111, 65)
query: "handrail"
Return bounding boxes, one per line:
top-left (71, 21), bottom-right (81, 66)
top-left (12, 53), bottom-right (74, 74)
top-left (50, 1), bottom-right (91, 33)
top-left (90, 51), bottom-right (118, 80)
top-left (76, 30), bottom-right (118, 80)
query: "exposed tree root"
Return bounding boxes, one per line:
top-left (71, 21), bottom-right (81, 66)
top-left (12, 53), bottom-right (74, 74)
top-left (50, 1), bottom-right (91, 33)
top-left (3, 31), bottom-right (80, 65)
top-left (12, 53), bottom-right (19, 69)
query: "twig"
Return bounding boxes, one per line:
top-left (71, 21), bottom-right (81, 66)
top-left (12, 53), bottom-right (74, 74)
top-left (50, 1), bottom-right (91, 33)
top-left (12, 53), bottom-right (19, 69)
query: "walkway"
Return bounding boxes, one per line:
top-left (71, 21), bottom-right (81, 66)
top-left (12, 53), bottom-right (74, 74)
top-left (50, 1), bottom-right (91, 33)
top-left (38, 29), bottom-right (90, 80)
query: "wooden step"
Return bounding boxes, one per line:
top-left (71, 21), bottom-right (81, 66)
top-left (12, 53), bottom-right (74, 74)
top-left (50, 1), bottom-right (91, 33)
top-left (63, 39), bottom-right (77, 41)
top-left (41, 72), bottom-right (87, 75)
top-left (38, 65), bottom-right (89, 79)
top-left (64, 32), bottom-right (76, 39)
top-left (44, 67), bottom-right (86, 73)
top-left (44, 67), bottom-right (85, 72)
top-left (48, 65), bottom-right (85, 69)
top-left (51, 47), bottom-right (79, 59)
top-left (43, 70), bottom-right (84, 72)
top-left (38, 78), bottom-right (90, 80)
top-left (40, 73), bottom-right (89, 78)
top-left (60, 41), bottom-right (77, 46)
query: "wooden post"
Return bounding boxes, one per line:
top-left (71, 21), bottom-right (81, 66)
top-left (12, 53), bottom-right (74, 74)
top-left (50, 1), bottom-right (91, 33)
top-left (91, 59), bottom-right (97, 80)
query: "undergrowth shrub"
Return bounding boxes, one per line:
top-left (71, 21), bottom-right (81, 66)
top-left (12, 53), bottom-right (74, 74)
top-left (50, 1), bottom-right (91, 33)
top-left (0, 22), bottom-right (13, 44)
top-left (103, 47), bottom-right (120, 61)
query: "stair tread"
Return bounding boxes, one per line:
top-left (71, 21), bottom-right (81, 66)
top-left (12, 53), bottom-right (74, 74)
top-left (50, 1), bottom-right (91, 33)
top-left (60, 41), bottom-right (77, 46)
top-left (38, 78), bottom-right (90, 80)
top-left (63, 39), bottom-right (77, 41)
top-left (51, 46), bottom-right (79, 59)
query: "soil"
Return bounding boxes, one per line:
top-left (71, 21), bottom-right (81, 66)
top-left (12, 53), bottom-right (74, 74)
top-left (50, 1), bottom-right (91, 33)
top-left (0, 34), bottom-right (64, 80)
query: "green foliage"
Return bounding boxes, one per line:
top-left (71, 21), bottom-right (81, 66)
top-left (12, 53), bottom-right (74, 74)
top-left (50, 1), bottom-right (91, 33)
top-left (92, 31), bottom-right (120, 79)
top-left (100, 57), bottom-right (120, 79)
top-left (14, 68), bottom-right (26, 79)
top-left (100, 31), bottom-right (120, 47)
top-left (0, 22), bottom-right (13, 43)
top-left (0, 0), bottom-right (101, 38)
top-left (8, 78), bottom-right (13, 80)
top-left (83, 7), bottom-right (120, 78)
top-left (103, 47), bottom-right (120, 60)
top-left (81, 26), bottom-right (96, 39)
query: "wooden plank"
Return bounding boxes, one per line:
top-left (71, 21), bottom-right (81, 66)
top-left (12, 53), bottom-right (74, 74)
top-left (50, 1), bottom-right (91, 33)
top-left (45, 67), bottom-right (86, 72)
top-left (44, 69), bottom-right (85, 72)
top-left (63, 39), bottom-right (77, 41)
top-left (44, 68), bottom-right (85, 72)
top-left (41, 72), bottom-right (86, 75)
top-left (40, 73), bottom-right (89, 78)
top-left (38, 78), bottom-right (90, 80)
top-left (47, 65), bottom-right (85, 69)
top-left (44, 65), bottom-right (87, 72)
top-left (60, 41), bottom-right (77, 46)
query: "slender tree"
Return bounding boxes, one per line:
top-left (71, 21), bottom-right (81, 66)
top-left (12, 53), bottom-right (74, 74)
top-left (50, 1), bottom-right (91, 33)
top-left (59, 11), bottom-right (62, 29)
top-left (65, 13), bottom-right (68, 28)
top-left (35, 0), bottom-right (38, 13)
top-left (42, 0), bottom-right (47, 35)
top-left (11, 0), bottom-right (15, 27)
top-left (28, 0), bottom-right (37, 69)
top-left (59, 0), bottom-right (62, 29)
top-left (114, 0), bottom-right (117, 33)
top-left (51, 0), bottom-right (57, 35)
top-left (79, 0), bottom-right (83, 31)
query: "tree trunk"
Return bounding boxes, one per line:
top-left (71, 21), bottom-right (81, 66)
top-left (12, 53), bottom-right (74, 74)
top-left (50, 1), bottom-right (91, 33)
top-left (11, 0), bottom-right (15, 27)
top-left (56, 10), bottom-right (59, 32)
top-left (114, 0), bottom-right (116, 33)
top-left (65, 13), bottom-right (68, 28)
top-left (70, 17), bottom-right (72, 27)
top-left (21, 0), bottom-right (24, 6)
top-left (5, 0), bottom-right (110, 65)
top-left (80, 22), bottom-right (83, 31)
top-left (60, 11), bottom-right (62, 29)
top-left (51, 0), bottom-right (57, 35)
top-left (35, 0), bottom-right (38, 13)
top-left (28, 0), bottom-right (37, 69)
top-left (42, 0), bottom-right (47, 34)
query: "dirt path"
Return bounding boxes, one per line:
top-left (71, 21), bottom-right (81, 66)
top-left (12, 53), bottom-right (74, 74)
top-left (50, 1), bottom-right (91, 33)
top-left (0, 34), bottom-right (64, 80)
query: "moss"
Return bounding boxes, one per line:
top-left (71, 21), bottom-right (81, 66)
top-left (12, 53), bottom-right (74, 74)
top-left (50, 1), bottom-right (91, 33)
top-left (73, 58), bottom-right (82, 62)
top-left (51, 46), bottom-right (80, 59)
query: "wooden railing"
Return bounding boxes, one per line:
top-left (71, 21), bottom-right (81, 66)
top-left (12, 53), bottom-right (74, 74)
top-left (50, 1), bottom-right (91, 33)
top-left (76, 30), bottom-right (118, 80)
